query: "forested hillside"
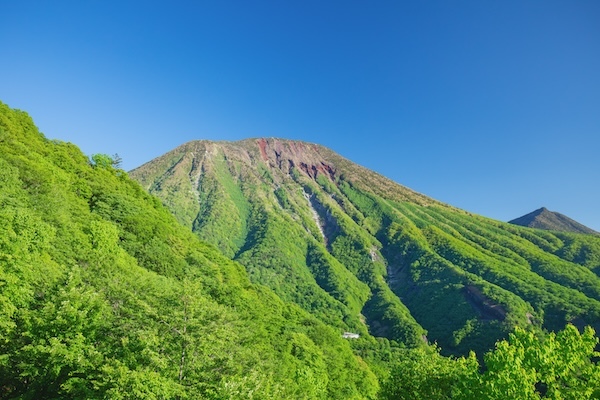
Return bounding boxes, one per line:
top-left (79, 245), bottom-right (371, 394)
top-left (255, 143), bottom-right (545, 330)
top-left (0, 102), bottom-right (380, 399)
top-left (132, 138), bottom-right (600, 356)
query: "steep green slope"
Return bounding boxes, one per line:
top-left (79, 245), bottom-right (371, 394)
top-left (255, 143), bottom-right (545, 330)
top-left (0, 103), bottom-right (379, 399)
top-left (131, 138), bottom-right (600, 356)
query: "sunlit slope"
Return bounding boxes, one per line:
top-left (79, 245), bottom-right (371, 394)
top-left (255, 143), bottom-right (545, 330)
top-left (0, 104), bottom-right (379, 399)
top-left (132, 138), bottom-right (600, 355)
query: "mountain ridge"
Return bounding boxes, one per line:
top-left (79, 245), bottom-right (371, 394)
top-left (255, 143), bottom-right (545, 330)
top-left (131, 137), bottom-right (438, 207)
top-left (131, 137), bottom-right (600, 356)
top-left (510, 207), bottom-right (599, 235)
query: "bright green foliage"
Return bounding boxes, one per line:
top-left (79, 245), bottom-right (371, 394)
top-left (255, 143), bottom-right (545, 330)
top-left (457, 324), bottom-right (600, 399)
top-left (0, 102), bottom-right (379, 399)
top-left (91, 153), bottom-right (117, 169)
top-left (554, 232), bottom-right (600, 273)
top-left (381, 346), bottom-right (477, 400)
top-left (380, 324), bottom-right (600, 399)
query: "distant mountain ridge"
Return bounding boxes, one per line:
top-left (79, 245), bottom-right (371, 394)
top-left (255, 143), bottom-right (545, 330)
top-left (131, 137), bottom-right (600, 356)
top-left (510, 207), bottom-right (598, 235)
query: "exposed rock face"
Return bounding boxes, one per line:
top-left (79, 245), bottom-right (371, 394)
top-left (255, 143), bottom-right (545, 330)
top-left (132, 138), bottom-right (430, 203)
top-left (306, 192), bottom-right (341, 247)
top-left (509, 207), bottom-right (598, 235)
top-left (463, 285), bottom-right (507, 321)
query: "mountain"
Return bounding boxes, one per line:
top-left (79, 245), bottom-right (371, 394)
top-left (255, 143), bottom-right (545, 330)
top-left (510, 207), bottom-right (599, 235)
top-left (0, 103), bottom-right (380, 399)
top-left (3, 102), bottom-right (600, 398)
top-left (131, 138), bottom-right (600, 356)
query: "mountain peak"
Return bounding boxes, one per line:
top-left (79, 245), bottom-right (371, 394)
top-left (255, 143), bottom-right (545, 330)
top-left (509, 207), bottom-right (598, 235)
top-left (132, 137), bottom-right (434, 206)
top-left (130, 135), bottom-right (600, 357)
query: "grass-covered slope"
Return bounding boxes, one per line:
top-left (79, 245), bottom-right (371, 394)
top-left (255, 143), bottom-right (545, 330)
top-left (0, 103), bottom-right (379, 399)
top-left (131, 138), bottom-right (600, 356)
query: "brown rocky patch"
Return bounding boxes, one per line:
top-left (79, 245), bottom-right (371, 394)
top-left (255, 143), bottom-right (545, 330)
top-left (463, 285), bottom-right (507, 321)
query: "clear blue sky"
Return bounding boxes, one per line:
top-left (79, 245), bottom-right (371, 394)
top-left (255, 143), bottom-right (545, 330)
top-left (2, 1), bottom-right (599, 230)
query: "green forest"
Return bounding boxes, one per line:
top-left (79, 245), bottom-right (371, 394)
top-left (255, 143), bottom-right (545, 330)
top-left (2, 101), bottom-right (600, 398)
